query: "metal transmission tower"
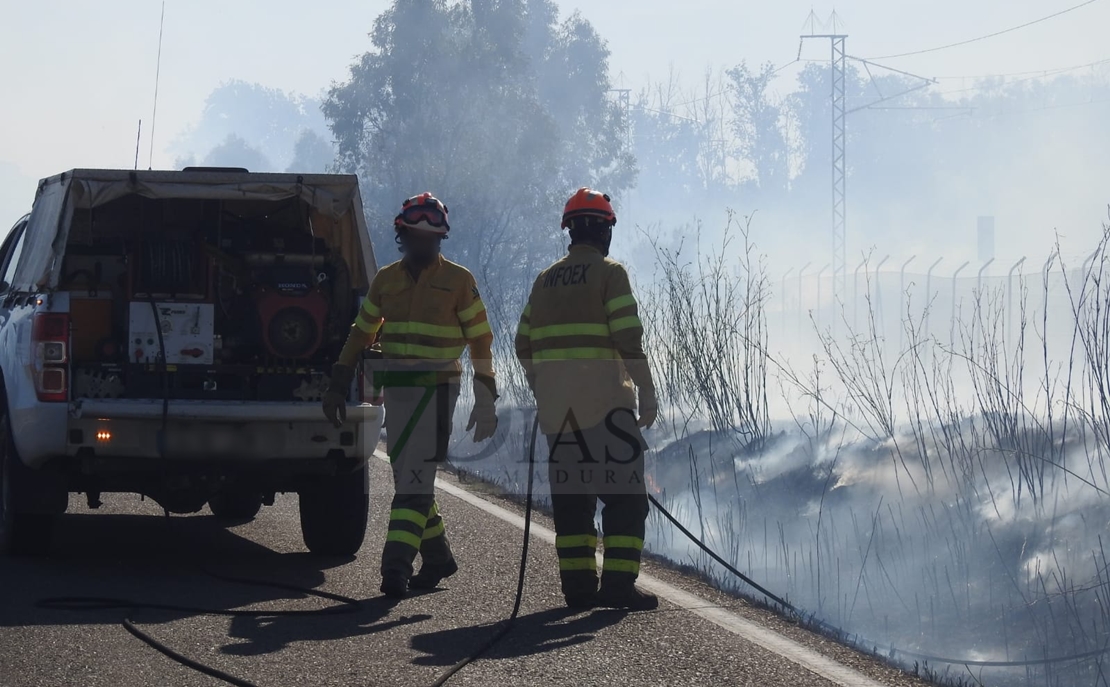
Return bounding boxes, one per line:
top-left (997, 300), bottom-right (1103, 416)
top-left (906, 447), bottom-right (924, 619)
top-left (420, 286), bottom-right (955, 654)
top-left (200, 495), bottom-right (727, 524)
top-left (607, 73), bottom-right (633, 151)
top-left (606, 85), bottom-right (633, 219)
top-left (607, 87), bottom-right (633, 150)
top-left (830, 33), bottom-right (847, 301)
top-left (801, 10), bottom-right (849, 303)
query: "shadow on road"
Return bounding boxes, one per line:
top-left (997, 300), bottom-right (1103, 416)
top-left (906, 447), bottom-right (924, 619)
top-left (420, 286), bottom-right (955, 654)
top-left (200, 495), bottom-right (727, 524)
top-left (222, 597), bottom-right (432, 656)
top-left (409, 606), bottom-right (628, 666)
top-left (0, 511), bottom-right (427, 655)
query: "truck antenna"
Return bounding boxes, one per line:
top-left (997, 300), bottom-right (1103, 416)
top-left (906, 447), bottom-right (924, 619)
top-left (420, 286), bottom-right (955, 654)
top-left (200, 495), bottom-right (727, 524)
top-left (147, 1), bottom-right (166, 170)
top-left (134, 119), bottom-right (142, 170)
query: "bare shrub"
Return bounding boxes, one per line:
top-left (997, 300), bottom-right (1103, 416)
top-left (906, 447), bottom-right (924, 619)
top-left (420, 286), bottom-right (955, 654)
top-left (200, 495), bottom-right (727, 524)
top-left (642, 210), bottom-right (772, 450)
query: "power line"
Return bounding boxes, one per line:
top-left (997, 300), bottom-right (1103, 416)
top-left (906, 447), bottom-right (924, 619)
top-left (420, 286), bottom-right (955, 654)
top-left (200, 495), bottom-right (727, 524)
top-left (634, 54), bottom-right (1110, 114)
top-left (935, 95), bottom-right (1110, 123)
top-left (783, 54), bottom-right (1108, 87)
top-left (670, 89), bottom-right (727, 111)
top-left (847, 56), bottom-right (936, 83)
top-left (933, 56), bottom-right (1110, 80)
top-left (668, 61), bottom-right (800, 110)
top-left (632, 105), bottom-right (702, 123)
top-left (932, 57), bottom-right (1110, 95)
top-left (639, 56), bottom-right (813, 113)
top-left (865, 0), bottom-right (1101, 60)
top-left (772, 58), bottom-right (800, 76)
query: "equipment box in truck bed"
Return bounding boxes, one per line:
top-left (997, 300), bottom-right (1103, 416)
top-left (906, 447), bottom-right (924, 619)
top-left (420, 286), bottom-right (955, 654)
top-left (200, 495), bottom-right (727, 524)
top-left (127, 301), bottom-right (216, 365)
top-left (0, 167), bottom-right (383, 556)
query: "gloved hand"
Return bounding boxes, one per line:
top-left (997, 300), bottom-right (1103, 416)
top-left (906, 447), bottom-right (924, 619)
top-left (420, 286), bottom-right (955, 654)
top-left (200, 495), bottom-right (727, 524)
top-left (322, 363), bottom-right (355, 429)
top-left (637, 385), bottom-right (658, 429)
top-left (467, 374), bottom-right (499, 442)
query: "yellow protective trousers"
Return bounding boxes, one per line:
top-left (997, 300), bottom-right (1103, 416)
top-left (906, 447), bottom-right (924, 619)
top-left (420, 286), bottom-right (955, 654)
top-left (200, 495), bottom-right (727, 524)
top-left (380, 380), bottom-right (460, 580)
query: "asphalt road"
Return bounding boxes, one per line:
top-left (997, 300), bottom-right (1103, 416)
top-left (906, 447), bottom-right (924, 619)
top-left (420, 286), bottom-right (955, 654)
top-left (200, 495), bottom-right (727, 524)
top-left (0, 456), bottom-right (934, 687)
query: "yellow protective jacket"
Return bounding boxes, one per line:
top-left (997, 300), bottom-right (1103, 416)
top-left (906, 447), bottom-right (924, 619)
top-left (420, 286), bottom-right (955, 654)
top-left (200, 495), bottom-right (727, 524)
top-left (337, 255), bottom-right (494, 379)
top-left (515, 245), bottom-right (653, 434)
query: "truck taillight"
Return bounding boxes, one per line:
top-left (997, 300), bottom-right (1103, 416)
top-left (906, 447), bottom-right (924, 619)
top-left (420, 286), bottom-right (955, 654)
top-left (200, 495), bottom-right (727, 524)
top-left (32, 313), bottom-right (69, 402)
top-left (40, 341), bottom-right (67, 363)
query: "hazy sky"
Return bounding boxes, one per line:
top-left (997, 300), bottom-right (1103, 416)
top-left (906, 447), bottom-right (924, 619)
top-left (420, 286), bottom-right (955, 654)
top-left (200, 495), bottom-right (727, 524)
top-left (0, 0), bottom-right (1105, 226)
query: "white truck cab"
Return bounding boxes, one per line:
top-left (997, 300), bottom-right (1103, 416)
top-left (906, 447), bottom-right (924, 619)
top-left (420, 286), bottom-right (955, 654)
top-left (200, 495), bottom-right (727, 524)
top-left (0, 168), bottom-right (384, 556)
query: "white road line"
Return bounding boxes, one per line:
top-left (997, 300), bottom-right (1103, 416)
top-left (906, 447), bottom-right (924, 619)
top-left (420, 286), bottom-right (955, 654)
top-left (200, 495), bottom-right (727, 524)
top-left (373, 451), bottom-right (888, 687)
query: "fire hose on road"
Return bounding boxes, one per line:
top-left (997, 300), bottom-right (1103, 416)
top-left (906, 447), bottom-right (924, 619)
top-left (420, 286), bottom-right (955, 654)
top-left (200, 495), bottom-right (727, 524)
top-left (32, 412), bottom-right (1110, 685)
top-left (31, 417), bottom-right (540, 687)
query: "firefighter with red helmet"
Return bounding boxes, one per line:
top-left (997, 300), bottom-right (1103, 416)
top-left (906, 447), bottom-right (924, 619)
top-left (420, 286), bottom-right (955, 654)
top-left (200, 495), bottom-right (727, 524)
top-left (323, 192), bottom-right (498, 598)
top-left (515, 188), bottom-right (659, 610)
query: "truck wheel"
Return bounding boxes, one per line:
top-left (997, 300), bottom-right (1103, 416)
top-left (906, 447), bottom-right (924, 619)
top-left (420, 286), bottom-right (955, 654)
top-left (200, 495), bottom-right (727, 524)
top-left (0, 408), bottom-right (58, 556)
top-left (207, 490), bottom-right (263, 523)
top-left (298, 459), bottom-right (369, 556)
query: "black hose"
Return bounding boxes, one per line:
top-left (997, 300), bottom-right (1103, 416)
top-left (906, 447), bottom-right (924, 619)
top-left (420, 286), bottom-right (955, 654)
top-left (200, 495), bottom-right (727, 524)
top-left (122, 618), bottom-right (257, 687)
top-left (427, 413), bottom-right (539, 687)
top-left (647, 493), bottom-right (798, 617)
top-left (36, 570), bottom-right (362, 687)
top-left (147, 298), bottom-right (169, 457)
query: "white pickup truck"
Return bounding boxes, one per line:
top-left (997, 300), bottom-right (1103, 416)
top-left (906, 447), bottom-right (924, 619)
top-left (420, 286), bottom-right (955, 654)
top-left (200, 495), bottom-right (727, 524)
top-left (0, 167), bottom-right (384, 556)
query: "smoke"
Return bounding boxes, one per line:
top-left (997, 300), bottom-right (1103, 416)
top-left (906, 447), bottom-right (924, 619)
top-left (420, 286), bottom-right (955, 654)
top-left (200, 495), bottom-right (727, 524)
top-left (426, 41), bottom-right (1110, 683)
top-left (447, 213), bottom-right (1110, 685)
top-left (622, 67), bottom-right (1110, 279)
top-left (640, 409), bottom-right (1110, 685)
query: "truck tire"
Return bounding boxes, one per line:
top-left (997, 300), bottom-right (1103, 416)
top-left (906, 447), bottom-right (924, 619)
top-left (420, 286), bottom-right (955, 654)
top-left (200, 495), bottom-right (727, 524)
top-left (298, 459), bottom-right (369, 556)
top-left (207, 490), bottom-right (264, 523)
top-left (0, 407), bottom-right (59, 557)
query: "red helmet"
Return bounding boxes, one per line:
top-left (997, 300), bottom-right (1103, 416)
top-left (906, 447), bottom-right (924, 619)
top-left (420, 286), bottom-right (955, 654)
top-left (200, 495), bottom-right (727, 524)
top-left (394, 192), bottom-right (450, 235)
top-left (561, 187), bottom-right (616, 230)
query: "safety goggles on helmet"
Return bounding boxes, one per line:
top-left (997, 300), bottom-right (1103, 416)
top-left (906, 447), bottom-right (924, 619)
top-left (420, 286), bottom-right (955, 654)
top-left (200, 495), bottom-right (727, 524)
top-left (395, 193), bottom-right (450, 234)
top-left (399, 204), bottom-right (449, 229)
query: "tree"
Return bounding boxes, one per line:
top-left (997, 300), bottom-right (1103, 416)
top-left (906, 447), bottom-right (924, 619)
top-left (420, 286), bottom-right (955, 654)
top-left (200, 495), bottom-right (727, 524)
top-left (630, 71), bottom-right (705, 203)
top-left (172, 80), bottom-right (328, 171)
top-left (287, 130), bottom-right (335, 173)
top-left (626, 68), bottom-right (739, 242)
top-left (202, 134), bottom-right (274, 171)
top-left (324, 0), bottom-right (634, 291)
top-left (783, 63), bottom-right (836, 207)
top-left (727, 61), bottom-right (790, 198)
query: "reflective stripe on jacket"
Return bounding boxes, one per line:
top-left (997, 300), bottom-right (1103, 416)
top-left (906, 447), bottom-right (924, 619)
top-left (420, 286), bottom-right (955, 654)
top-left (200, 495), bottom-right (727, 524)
top-left (515, 245), bottom-right (651, 433)
top-left (339, 255), bottom-right (494, 377)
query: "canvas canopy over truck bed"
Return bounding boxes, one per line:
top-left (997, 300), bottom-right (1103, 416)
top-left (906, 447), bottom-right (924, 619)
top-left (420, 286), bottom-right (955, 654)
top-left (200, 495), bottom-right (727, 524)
top-left (14, 169), bottom-right (376, 294)
top-left (14, 168), bottom-right (381, 405)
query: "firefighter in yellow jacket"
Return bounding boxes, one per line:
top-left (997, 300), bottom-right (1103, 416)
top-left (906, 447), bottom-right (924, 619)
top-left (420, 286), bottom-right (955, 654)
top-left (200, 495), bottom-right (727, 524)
top-left (515, 188), bottom-right (659, 610)
top-left (323, 192), bottom-right (498, 598)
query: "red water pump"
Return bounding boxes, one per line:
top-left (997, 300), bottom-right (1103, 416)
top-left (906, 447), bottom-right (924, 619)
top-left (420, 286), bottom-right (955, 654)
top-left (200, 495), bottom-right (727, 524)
top-left (254, 286), bottom-right (329, 360)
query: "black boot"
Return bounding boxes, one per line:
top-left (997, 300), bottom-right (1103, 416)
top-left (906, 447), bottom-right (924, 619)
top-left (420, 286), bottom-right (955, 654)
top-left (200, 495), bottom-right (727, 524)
top-left (380, 574), bottom-right (409, 599)
top-left (409, 559), bottom-right (459, 590)
top-left (598, 582), bottom-right (658, 611)
top-left (564, 591), bottom-right (599, 609)
top-left (559, 569), bottom-right (599, 609)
